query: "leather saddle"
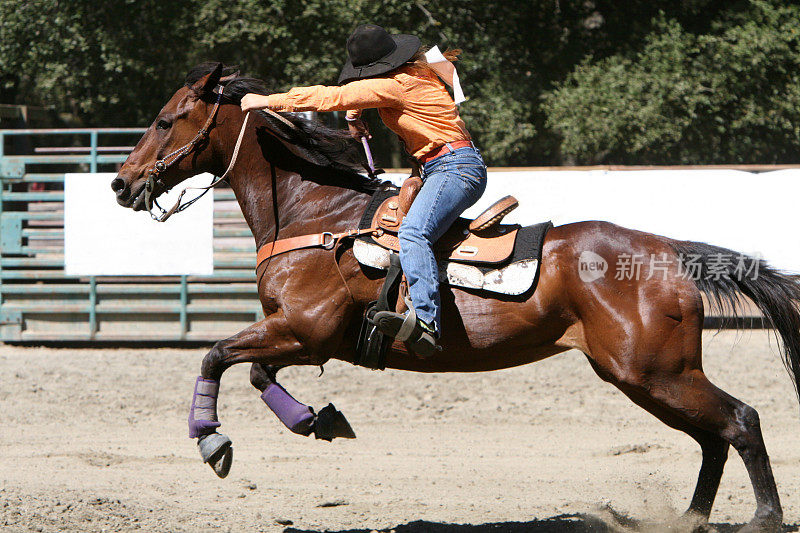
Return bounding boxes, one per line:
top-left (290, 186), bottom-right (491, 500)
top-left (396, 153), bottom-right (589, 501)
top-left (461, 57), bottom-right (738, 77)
top-left (368, 176), bottom-right (520, 264)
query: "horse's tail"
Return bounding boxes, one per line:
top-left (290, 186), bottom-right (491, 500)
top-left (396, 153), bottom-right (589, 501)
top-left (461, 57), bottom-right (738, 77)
top-left (667, 239), bottom-right (800, 405)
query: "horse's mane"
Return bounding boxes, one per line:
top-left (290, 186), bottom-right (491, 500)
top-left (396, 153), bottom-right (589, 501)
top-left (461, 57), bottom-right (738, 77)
top-left (185, 62), bottom-right (382, 194)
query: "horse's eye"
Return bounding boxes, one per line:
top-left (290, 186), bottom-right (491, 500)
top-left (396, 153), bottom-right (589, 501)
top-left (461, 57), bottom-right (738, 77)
top-left (156, 119), bottom-right (171, 130)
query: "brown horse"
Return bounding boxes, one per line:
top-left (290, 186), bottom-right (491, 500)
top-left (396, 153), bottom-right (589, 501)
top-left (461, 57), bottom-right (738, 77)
top-left (112, 63), bottom-right (800, 532)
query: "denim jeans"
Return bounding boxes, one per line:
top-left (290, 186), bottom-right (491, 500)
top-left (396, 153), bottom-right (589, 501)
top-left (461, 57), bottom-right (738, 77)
top-left (398, 145), bottom-right (487, 334)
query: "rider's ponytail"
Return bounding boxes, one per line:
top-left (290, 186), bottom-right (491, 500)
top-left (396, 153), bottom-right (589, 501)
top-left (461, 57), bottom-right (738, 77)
top-left (406, 46), bottom-right (462, 71)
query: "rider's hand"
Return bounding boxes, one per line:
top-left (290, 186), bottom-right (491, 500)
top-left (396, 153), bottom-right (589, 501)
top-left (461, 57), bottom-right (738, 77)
top-left (347, 118), bottom-right (371, 140)
top-left (241, 93), bottom-right (271, 113)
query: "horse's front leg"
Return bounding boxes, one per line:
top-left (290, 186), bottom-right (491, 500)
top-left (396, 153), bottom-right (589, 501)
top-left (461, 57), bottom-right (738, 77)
top-left (249, 363), bottom-right (356, 441)
top-left (188, 310), bottom-right (304, 477)
top-left (187, 310), bottom-right (354, 478)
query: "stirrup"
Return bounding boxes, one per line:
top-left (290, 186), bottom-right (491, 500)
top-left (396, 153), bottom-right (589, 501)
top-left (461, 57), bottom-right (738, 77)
top-left (354, 253), bottom-right (403, 369)
top-left (372, 305), bottom-right (438, 358)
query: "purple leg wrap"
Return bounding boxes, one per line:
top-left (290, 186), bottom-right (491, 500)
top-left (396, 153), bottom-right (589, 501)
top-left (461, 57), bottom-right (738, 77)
top-left (188, 376), bottom-right (222, 438)
top-left (261, 383), bottom-right (315, 436)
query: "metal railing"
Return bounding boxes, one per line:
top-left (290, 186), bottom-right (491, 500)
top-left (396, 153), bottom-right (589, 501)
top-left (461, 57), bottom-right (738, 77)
top-left (0, 128), bottom-right (263, 342)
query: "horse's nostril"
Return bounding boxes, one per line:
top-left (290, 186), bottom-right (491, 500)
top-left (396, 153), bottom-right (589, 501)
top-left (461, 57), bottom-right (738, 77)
top-left (111, 178), bottom-right (126, 193)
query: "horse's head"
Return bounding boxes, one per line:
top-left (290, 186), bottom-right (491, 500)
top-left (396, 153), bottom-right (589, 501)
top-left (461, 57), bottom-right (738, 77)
top-left (111, 63), bottom-right (227, 211)
top-left (113, 62), bottom-right (379, 216)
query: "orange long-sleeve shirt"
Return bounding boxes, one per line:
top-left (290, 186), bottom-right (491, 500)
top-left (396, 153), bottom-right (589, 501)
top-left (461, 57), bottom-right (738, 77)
top-left (263, 65), bottom-right (470, 159)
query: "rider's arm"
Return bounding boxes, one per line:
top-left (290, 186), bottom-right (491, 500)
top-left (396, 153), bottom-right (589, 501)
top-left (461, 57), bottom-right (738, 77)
top-left (242, 78), bottom-right (404, 113)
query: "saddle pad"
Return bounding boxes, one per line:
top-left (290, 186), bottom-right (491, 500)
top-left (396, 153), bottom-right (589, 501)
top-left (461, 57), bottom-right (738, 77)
top-left (355, 185), bottom-right (553, 296)
top-left (358, 184), bottom-right (402, 230)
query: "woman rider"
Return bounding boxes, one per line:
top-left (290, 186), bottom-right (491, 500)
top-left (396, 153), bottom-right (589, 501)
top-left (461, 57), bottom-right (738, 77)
top-left (241, 24), bottom-right (487, 357)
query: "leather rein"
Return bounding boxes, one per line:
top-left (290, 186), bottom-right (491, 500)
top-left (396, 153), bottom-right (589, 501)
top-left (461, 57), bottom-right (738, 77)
top-left (142, 83), bottom-right (379, 277)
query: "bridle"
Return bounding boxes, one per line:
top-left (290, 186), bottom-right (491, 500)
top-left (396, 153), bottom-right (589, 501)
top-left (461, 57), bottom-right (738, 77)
top-left (142, 84), bottom-right (378, 223)
top-left (144, 87), bottom-right (225, 222)
top-left (143, 84), bottom-right (298, 222)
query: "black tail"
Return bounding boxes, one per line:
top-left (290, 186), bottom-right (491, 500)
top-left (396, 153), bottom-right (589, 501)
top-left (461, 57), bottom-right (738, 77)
top-left (668, 239), bottom-right (800, 404)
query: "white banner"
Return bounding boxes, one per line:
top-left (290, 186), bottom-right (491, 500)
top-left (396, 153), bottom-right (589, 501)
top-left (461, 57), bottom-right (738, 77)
top-left (384, 169), bottom-right (800, 274)
top-left (64, 173), bottom-right (214, 276)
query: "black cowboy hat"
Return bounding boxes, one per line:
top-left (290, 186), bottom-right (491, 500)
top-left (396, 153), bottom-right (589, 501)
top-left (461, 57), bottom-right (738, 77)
top-left (338, 24), bottom-right (421, 85)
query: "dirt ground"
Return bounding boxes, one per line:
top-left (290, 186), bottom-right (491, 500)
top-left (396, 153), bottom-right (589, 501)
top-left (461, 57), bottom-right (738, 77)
top-left (2, 330), bottom-right (800, 532)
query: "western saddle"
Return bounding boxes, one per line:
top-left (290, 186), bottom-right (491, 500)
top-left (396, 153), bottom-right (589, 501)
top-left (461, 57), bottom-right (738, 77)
top-left (354, 176), bottom-right (524, 369)
top-left (367, 176), bottom-right (520, 264)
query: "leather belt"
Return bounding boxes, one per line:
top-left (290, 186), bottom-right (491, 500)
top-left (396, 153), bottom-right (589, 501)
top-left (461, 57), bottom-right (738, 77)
top-left (418, 140), bottom-right (474, 164)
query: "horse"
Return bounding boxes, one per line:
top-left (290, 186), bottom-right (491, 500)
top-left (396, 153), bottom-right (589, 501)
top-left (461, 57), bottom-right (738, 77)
top-left (112, 63), bottom-right (800, 532)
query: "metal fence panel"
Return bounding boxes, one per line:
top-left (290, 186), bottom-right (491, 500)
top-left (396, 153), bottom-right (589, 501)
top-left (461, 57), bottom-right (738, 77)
top-left (0, 128), bottom-right (262, 342)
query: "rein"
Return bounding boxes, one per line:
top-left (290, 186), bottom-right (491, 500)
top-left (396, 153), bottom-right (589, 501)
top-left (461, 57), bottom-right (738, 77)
top-left (142, 84), bottom-right (380, 294)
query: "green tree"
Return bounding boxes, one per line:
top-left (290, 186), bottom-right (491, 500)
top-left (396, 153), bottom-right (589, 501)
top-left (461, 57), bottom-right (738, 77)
top-left (544, 1), bottom-right (800, 164)
top-left (0, 0), bottom-right (195, 126)
top-left (3, 0), bottom-right (798, 165)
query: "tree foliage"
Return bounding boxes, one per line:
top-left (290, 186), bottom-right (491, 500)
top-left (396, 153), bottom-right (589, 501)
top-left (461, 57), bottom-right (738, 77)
top-left (0, 0), bottom-right (195, 126)
top-left (1, 0), bottom-right (798, 164)
top-left (545, 1), bottom-right (800, 164)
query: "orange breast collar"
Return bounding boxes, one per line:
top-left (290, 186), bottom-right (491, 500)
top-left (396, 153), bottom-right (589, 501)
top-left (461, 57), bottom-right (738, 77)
top-left (255, 227), bottom-right (378, 271)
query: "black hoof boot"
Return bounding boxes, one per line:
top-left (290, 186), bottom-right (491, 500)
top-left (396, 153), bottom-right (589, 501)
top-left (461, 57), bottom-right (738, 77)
top-left (197, 432), bottom-right (233, 478)
top-left (313, 403), bottom-right (356, 441)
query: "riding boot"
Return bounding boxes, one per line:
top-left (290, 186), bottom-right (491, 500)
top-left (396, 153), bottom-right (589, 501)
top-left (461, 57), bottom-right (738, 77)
top-left (372, 306), bottom-right (438, 358)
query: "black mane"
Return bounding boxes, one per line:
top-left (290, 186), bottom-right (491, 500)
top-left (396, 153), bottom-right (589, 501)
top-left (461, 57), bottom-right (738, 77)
top-left (185, 62), bottom-right (382, 194)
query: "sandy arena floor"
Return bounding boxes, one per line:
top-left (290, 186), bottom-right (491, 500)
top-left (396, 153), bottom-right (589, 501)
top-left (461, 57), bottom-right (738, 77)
top-left (2, 330), bottom-right (800, 532)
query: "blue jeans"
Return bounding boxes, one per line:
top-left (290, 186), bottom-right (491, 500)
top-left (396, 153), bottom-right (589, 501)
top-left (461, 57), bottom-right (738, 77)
top-left (398, 145), bottom-right (487, 335)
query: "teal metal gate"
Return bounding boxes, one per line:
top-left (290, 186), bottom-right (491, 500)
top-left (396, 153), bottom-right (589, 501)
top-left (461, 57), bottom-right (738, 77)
top-left (0, 128), bottom-right (262, 342)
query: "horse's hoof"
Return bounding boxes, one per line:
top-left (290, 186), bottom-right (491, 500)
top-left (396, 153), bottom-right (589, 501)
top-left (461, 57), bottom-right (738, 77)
top-left (680, 510), bottom-right (713, 532)
top-left (209, 446), bottom-right (233, 478)
top-left (314, 403), bottom-right (356, 441)
top-left (197, 432), bottom-right (233, 478)
top-left (736, 514), bottom-right (782, 533)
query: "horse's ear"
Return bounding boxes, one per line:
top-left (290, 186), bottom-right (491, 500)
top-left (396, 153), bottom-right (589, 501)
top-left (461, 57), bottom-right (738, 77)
top-left (191, 62), bottom-right (224, 97)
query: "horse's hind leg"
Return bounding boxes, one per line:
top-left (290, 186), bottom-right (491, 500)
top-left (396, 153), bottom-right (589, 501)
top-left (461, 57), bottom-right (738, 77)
top-left (654, 375), bottom-right (780, 532)
top-left (586, 356), bottom-right (729, 523)
top-left (589, 340), bottom-right (782, 532)
top-left (686, 430), bottom-right (729, 520)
